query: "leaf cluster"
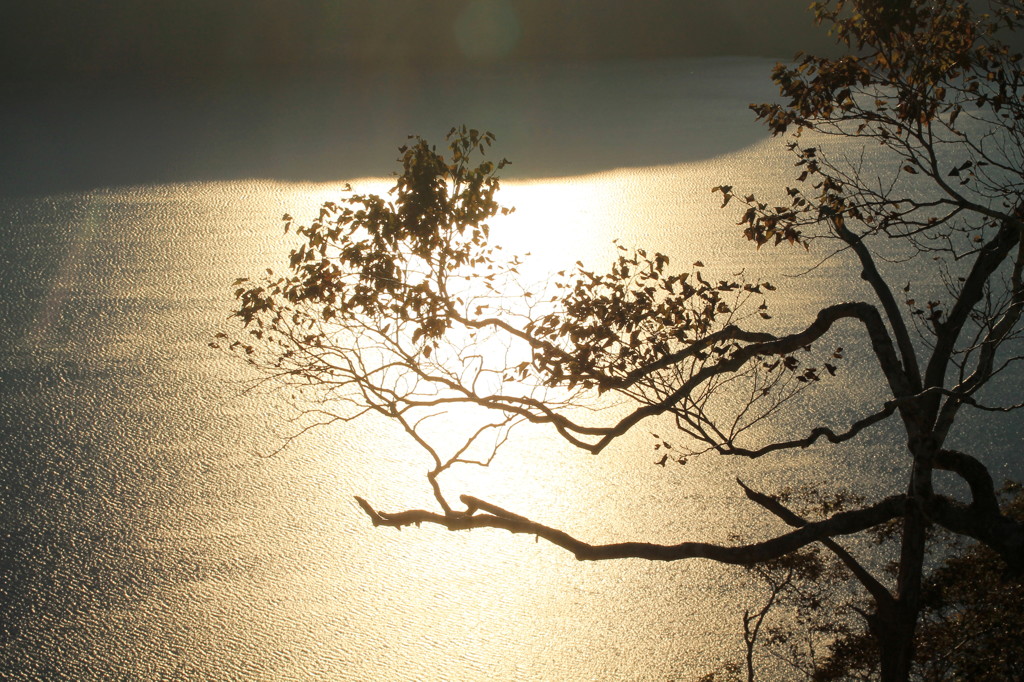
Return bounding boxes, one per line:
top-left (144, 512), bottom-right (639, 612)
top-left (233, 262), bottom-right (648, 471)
top-left (526, 247), bottom-right (778, 391)
top-left (757, 0), bottom-right (1024, 135)
top-left (227, 126), bottom-right (511, 360)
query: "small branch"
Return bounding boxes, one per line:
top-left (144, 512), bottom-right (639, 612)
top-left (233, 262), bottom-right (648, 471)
top-left (719, 401), bottom-right (898, 458)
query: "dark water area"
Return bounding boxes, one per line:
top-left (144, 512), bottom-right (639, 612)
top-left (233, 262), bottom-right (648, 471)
top-left (0, 58), bottom-right (778, 196)
top-left (0, 1), bottom-right (832, 80)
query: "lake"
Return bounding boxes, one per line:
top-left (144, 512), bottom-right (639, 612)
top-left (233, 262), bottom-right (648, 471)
top-left (2, 57), bottom-right (1020, 680)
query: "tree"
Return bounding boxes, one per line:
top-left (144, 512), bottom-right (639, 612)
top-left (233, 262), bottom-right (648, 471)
top-left (707, 486), bottom-right (1024, 680)
top-left (220, 2), bottom-right (1024, 679)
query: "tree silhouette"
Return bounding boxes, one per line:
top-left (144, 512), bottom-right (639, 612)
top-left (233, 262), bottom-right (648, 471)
top-left (220, 1), bottom-right (1024, 679)
top-left (707, 487), bottom-right (1024, 680)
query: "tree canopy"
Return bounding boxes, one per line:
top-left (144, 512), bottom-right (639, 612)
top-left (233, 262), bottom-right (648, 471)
top-left (220, 1), bottom-right (1024, 679)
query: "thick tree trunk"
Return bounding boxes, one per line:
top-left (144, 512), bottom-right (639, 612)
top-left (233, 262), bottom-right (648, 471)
top-left (874, 451), bottom-right (931, 681)
top-left (874, 602), bottom-right (920, 681)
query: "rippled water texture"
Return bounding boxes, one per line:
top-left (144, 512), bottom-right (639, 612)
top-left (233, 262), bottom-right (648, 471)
top-left (3, 59), bottom-right (1022, 680)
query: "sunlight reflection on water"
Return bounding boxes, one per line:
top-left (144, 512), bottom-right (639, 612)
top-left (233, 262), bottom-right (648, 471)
top-left (4, 74), bottom-right (1019, 680)
top-left (0, 156), bottom-right (888, 680)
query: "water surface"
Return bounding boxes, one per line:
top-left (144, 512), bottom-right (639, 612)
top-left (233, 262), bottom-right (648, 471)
top-left (2, 58), bottom-right (1019, 680)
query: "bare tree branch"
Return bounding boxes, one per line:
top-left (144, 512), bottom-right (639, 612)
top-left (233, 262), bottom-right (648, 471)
top-left (355, 492), bottom-right (907, 565)
top-left (718, 400), bottom-right (899, 458)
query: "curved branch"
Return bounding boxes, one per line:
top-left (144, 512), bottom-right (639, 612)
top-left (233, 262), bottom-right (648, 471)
top-left (394, 302), bottom-right (909, 457)
top-left (606, 325), bottom-right (775, 390)
top-left (482, 302), bottom-right (907, 456)
top-left (355, 492), bottom-right (907, 565)
top-left (719, 399), bottom-right (899, 458)
top-left (932, 449), bottom-right (1000, 517)
top-left (925, 494), bottom-right (1024, 573)
top-left (833, 221), bottom-right (922, 393)
top-left (582, 301), bottom-right (911, 453)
